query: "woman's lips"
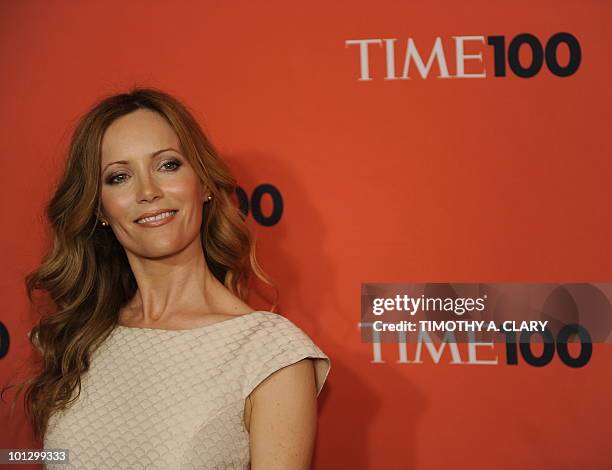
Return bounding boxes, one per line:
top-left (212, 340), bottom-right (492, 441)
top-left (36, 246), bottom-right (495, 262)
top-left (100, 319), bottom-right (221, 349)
top-left (134, 210), bottom-right (178, 227)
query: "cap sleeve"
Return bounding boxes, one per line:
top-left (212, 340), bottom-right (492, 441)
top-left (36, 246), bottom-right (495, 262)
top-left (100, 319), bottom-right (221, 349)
top-left (241, 313), bottom-right (331, 399)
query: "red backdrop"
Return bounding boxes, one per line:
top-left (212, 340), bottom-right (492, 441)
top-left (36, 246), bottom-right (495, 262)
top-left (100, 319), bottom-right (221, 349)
top-left (1, 1), bottom-right (611, 469)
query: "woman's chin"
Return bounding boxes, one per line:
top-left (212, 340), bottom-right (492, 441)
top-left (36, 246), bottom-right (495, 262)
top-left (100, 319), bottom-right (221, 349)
top-left (125, 242), bottom-right (185, 260)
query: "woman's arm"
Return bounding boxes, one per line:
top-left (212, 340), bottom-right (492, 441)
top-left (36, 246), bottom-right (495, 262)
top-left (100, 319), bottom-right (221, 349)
top-left (248, 358), bottom-right (319, 470)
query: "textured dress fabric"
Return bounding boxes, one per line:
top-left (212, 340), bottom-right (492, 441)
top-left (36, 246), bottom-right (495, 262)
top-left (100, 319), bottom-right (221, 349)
top-left (43, 311), bottom-right (331, 470)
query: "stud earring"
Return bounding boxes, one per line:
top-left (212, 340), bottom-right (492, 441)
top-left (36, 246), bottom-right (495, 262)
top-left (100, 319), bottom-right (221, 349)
top-left (206, 195), bottom-right (212, 202)
top-left (100, 219), bottom-right (108, 226)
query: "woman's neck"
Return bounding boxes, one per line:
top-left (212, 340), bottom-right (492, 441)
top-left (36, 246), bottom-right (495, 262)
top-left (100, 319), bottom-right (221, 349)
top-left (122, 236), bottom-right (222, 324)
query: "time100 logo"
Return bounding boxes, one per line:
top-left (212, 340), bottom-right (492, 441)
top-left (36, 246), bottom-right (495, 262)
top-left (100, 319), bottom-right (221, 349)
top-left (346, 32), bottom-right (581, 80)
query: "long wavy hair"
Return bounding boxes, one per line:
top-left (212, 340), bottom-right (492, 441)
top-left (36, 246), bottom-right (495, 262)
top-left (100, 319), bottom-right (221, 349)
top-left (1, 87), bottom-right (277, 442)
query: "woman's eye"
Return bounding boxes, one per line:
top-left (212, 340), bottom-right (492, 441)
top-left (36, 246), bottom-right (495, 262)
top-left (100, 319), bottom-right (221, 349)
top-left (106, 173), bottom-right (127, 185)
top-left (160, 159), bottom-right (182, 171)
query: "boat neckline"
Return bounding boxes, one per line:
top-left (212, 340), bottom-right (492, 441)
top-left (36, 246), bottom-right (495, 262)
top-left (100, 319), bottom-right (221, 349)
top-left (113, 310), bottom-right (269, 333)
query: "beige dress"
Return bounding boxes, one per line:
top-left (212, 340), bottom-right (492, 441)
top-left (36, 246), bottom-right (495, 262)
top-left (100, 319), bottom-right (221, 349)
top-left (43, 311), bottom-right (331, 469)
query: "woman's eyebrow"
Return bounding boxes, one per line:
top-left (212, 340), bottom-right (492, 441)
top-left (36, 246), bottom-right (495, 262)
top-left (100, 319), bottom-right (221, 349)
top-left (102, 147), bottom-right (180, 172)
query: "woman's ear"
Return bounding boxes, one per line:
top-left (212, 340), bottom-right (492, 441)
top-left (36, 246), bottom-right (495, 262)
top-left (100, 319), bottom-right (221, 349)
top-left (96, 209), bottom-right (109, 224)
top-left (201, 182), bottom-right (212, 202)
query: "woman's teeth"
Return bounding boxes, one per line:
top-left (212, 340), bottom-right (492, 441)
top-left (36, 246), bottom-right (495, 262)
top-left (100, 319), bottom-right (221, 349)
top-left (136, 211), bottom-right (177, 224)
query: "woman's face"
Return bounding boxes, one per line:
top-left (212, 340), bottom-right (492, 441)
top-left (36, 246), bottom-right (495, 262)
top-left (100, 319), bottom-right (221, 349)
top-left (99, 108), bottom-right (208, 259)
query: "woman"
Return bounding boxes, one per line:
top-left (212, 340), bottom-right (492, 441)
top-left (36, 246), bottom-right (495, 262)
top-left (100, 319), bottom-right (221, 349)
top-left (7, 88), bottom-right (331, 469)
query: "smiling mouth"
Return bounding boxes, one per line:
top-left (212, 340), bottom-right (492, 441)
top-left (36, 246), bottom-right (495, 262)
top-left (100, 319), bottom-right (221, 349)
top-left (135, 210), bottom-right (178, 224)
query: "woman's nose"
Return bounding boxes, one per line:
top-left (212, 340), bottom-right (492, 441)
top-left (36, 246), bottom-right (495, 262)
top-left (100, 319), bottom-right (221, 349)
top-left (136, 174), bottom-right (162, 203)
